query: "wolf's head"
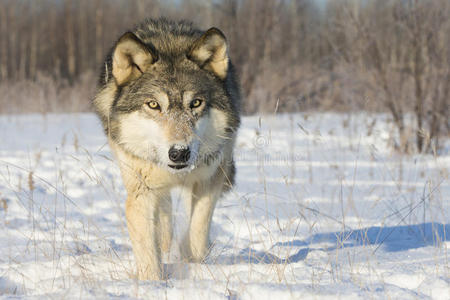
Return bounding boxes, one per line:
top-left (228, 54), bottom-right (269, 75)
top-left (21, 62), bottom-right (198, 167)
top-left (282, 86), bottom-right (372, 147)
top-left (95, 21), bottom-right (240, 172)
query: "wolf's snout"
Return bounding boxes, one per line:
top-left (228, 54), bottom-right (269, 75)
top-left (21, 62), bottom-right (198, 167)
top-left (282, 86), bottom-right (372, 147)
top-left (168, 146), bottom-right (191, 163)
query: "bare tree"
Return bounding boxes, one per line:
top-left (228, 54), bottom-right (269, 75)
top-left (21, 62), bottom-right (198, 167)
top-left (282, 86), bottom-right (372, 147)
top-left (64, 0), bottom-right (76, 80)
top-left (0, 1), bottom-right (8, 81)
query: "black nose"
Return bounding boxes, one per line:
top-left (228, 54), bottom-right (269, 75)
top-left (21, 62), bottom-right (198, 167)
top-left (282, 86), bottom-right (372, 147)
top-left (168, 146), bottom-right (191, 163)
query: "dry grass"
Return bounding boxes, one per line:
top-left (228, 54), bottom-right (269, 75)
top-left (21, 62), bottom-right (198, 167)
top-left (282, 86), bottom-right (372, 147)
top-left (0, 72), bottom-right (96, 114)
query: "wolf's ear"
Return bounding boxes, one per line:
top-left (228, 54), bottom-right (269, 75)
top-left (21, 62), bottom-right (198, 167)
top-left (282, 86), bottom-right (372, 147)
top-left (188, 28), bottom-right (229, 79)
top-left (112, 32), bottom-right (157, 85)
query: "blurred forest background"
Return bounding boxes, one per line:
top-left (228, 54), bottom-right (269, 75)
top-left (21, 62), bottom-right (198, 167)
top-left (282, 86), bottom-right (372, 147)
top-left (0, 0), bottom-right (449, 152)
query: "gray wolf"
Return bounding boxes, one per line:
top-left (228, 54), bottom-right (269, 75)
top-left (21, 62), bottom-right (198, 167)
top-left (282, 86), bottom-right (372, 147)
top-left (93, 18), bottom-right (240, 280)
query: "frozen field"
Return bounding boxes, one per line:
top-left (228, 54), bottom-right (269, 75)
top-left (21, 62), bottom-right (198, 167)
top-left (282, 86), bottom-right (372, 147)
top-left (0, 113), bottom-right (448, 299)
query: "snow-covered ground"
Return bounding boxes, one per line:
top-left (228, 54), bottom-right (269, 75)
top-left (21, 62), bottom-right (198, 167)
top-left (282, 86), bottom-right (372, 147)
top-left (0, 113), bottom-right (448, 299)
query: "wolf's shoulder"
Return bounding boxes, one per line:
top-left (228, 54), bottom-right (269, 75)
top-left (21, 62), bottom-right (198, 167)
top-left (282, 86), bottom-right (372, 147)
top-left (130, 18), bottom-right (203, 55)
top-left (134, 18), bottom-right (202, 40)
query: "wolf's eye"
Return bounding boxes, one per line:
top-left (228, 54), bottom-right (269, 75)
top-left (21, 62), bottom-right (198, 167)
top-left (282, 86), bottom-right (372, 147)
top-left (147, 101), bottom-right (160, 110)
top-left (190, 99), bottom-right (203, 109)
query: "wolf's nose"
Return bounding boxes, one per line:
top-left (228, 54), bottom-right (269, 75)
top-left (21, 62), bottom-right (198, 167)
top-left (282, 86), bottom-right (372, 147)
top-left (168, 146), bottom-right (191, 163)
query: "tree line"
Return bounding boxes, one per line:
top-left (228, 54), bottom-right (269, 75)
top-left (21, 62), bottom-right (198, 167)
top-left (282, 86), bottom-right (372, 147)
top-left (0, 0), bottom-right (449, 152)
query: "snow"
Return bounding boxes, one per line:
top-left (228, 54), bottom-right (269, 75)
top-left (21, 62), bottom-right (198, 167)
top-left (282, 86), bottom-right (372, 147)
top-left (0, 113), bottom-right (448, 299)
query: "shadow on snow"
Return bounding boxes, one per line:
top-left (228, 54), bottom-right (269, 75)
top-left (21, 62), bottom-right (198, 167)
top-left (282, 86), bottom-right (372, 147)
top-left (214, 222), bottom-right (449, 265)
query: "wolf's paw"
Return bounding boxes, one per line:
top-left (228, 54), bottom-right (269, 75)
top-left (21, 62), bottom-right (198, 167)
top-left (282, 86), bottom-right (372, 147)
top-left (136, 265), bottom-right (163, 281)
top-left (180, 237), bottom-right (210, 263)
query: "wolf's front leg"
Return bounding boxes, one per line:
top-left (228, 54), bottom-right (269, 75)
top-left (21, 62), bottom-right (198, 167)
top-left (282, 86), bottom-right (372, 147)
top-left (158, 197), bottom-right (172, 254)
top-left (126, 190), bottom-right (167, 280)
top-left (183, 181), bottom-right (222, 262)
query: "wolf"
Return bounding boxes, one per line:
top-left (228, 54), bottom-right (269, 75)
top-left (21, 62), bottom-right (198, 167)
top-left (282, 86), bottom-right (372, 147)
top-left (93, 19), bottom-right (240, 280)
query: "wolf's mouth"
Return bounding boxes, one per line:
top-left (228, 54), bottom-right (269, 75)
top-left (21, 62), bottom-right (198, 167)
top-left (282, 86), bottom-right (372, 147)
top-left (168, 164), bottom-right (188, 170)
